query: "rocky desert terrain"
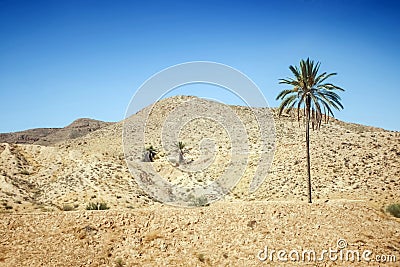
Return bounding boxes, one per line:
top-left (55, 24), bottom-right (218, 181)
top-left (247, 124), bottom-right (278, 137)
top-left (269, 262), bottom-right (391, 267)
top-left (0, 95), bottom-right (399, 266)
top-left (0, 118), bottom-right (112, 146)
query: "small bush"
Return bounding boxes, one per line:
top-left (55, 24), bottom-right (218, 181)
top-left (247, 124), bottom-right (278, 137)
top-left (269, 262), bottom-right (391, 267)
top-left (187, 194), bottom-right (209, 207)
top-left (62, 204), bottom-right (74, 211)
top-left (197, 253), bottom-right (205, 263)
top-left (387, 204), bottom-right (400, 218)
top-left (86, 202), bottom-right (110, 210)
top-left (20, 170), bottom-right (30, 175)
top-left (115, 258), bottom-right (125, 267)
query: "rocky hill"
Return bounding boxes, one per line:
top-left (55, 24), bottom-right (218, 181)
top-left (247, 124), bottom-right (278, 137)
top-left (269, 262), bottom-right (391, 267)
top-left (1, 95), bottom-right (398, 212)
top-left (0, 127), bottom-right (59, 145)
top-left (0, 118), bottom-right (112, 146)
top-left (0, 95), bottom-right (399, 266)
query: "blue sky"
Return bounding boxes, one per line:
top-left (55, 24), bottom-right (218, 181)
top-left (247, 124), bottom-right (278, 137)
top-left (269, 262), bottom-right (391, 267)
top-left (0, 0), bottom-right (399, 132)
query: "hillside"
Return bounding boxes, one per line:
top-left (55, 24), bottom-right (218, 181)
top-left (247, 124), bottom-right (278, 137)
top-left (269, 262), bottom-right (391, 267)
top-left (0, 95), bottom-right (399, 266)
top-left (0, 118), bottom-right (112, 146)
top-left (0, 127), bottom-right (59, 145)
top-left (0, 95), bottom-right (398, 212)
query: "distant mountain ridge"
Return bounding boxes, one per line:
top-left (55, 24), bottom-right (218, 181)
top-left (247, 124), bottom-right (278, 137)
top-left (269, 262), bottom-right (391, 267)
top-left (0, 118), bottom-right (113, 146)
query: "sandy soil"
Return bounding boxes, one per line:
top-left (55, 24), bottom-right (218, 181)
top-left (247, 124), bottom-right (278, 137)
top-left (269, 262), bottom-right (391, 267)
top-left (1, 201), bottom-right (399, 266)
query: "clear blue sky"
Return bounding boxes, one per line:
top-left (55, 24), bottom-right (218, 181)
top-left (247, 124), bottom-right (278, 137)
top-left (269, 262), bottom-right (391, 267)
top-left (1, 0), bottom-right (399, 132)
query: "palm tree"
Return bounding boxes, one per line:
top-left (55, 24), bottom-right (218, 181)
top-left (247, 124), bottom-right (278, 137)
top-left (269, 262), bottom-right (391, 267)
top-left (176, 141), bottom-right (186, 164)
top-left (144, 145), bottom-right (157, 162)
top-left (276, 58), bottom-right (344, 203)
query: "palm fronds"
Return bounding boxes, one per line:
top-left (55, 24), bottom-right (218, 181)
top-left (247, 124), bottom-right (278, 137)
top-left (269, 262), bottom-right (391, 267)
top-left (277, 58), bottom-right (344, 129)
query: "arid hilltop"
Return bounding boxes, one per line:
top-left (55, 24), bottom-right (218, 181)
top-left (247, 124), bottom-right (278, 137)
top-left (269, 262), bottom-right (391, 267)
top-left (0, 95), bottom-right (399, 266)
top-left (0, 118), bottom-right (111, 146)
top-left (0, 96), bottom-right (398, 212)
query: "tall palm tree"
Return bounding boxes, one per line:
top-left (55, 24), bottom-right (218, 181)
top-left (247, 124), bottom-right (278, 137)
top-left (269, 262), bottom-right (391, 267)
top-left (276, 58), bottom-right (344, 203)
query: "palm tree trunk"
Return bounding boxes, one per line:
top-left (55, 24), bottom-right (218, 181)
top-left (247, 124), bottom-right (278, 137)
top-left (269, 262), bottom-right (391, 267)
top-left (179, 150), bottom-right (185, 164)
top-left (306, 102), bottom-right (312, 203)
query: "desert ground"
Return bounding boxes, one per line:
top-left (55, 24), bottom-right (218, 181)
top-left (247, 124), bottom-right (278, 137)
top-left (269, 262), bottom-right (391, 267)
top-left (0, 96), bottom-right (399, 266)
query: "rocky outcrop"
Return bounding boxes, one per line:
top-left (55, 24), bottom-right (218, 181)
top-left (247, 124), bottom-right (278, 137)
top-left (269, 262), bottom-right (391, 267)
top-left (0, 118), bottom-right (113, 146)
